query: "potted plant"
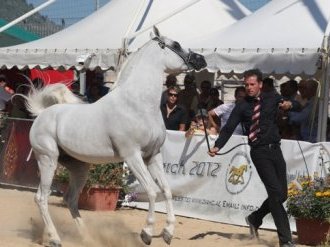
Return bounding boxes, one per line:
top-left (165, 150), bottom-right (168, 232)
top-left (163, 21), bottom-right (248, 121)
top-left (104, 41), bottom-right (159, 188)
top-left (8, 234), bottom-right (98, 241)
top-left (287, 172), bottom-right (330, 246)
top-left (54, 162), bottom-right (128, 211)
top-left (53, 165), bottom-right (69, 193)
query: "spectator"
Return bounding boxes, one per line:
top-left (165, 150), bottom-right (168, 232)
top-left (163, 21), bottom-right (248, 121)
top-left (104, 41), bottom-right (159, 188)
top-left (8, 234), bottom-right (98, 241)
top-left (262, 77), bottom-right (275, 92)
top-left (0, 75), bottom-right (14, 113)
top-left (185, 109), bottom-right (217, 138)
top-left (160, 74), bottom-right (177, 106)
top-left (208, 86), bottom-right (246, 135)
top-left (288, 79), bottom-right (319, 142)
top-left (95, 73), bottom-right (110, 97)
top-left (177, 74), bottom-right (199, 129)
top-left (296, 80), bottom-right (309, 107)
top-left (87, 84), bottom-right (102, 103)
top-left (280, 80), bottom-right (299, 101)
top-left (207, 88), bottom-right (223, 110)
top-left (278, 80), bottom-right (301, 140)
top-left (198, 80), bottom-right (212, 109)
top-left (161, 86), bottom-right (187, 131)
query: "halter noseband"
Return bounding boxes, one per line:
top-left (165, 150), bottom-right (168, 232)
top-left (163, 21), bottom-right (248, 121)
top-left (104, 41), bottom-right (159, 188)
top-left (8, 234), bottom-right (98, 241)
top-left (152, 36), bottom-right (192, 67)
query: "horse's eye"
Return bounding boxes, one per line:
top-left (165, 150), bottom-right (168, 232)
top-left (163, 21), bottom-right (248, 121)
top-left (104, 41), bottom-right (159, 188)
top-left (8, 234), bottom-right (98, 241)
top-left (173, 42), bottom-right (181, 50)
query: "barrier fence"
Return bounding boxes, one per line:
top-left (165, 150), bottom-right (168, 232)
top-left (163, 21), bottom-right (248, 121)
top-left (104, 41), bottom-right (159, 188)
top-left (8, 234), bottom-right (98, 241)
top-left (132, 131), bottom-right (330, 231)
top-left (0, 118), bottom-right (39, 188)
top-left (1, 121), bottom-right (329, 230)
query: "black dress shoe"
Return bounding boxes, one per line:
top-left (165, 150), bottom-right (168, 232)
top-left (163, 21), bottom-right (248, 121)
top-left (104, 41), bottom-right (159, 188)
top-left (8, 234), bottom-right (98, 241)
top-left (280, 241), bottom-right (295, 247)
top-left (245, 216), bottom-right (259, 239)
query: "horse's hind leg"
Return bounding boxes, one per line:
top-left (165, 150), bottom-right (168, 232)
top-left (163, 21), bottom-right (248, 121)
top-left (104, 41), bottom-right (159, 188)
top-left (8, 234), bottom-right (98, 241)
top-left (34, 153), bottom-right (62, 247)
top-left (59, 159), bottom-right (90, 241)
top-left (147, 152), bottom-right (175, 245)
top-left (125, 152), bottom-right (158, 245)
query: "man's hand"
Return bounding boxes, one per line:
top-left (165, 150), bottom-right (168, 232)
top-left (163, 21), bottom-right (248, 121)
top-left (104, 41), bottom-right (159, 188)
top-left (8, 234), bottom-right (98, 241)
top-left (279, 100), bottom-right (292, 111)
top-left (208, 147), bottom-right (219, 157)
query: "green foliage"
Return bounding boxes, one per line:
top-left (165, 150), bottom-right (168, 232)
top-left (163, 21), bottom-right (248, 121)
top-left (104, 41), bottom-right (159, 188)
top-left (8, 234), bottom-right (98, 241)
top-left (287, 174), bottom-right (330, 220)
top-left (85, 163), bottom-right (127, 189)
top-left (55, 165), bottom-right (69, 183)
top-left (55, 162), bottom-right (128, 190)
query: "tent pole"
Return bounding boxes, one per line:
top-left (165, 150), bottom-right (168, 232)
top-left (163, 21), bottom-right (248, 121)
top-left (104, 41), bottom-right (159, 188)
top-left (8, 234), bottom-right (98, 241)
top-left (123, 0), bottom-right (148, 39)
top-left (0, 0), bottom-right (56, 33)
top-left (126, 0), bottom-right (202, 40)
top-left (317, 35), bottom-right (330, 142)
top-left (79, 71), bottom-right (86, 96)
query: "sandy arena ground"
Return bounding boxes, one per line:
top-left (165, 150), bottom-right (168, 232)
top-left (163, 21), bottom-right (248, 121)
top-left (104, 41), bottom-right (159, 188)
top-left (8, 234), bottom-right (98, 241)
top-left (0, 187), bottom-right (308, 247)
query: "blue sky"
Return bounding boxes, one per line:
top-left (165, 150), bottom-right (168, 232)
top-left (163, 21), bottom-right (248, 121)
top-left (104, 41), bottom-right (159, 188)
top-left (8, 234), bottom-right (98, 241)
top-left (26, 0), bottom-right (270, 25)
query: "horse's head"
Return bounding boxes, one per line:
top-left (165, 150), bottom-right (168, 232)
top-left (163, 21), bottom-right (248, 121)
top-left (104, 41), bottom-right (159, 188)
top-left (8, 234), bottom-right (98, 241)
top-left (151, 26), bottom-right (207, 73)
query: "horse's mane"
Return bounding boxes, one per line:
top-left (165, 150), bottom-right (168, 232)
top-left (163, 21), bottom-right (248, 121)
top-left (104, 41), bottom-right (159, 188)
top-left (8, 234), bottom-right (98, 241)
top-left (111, 39), bottom-right (154, 90)
top-left (21, 83), bottom-right (83, 117)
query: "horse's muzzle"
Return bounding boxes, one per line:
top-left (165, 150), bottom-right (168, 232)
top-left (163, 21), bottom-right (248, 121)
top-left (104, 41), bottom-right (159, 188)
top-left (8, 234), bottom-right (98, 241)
top-left (187, 52), bottom-right (207, 71)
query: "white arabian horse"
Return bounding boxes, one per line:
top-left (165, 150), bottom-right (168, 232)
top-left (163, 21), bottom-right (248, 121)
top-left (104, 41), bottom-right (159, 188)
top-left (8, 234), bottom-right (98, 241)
top-left (26, 27), bottom-right (206, 247)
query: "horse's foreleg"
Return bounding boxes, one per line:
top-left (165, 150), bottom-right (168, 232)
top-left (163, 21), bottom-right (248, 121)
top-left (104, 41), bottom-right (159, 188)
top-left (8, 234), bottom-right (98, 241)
top-left (35, 154), bottom-right (62, 247)
top-left (125, 153), bottom-right (158, 245)
top-left (147, 153), bottom-right (175, 245)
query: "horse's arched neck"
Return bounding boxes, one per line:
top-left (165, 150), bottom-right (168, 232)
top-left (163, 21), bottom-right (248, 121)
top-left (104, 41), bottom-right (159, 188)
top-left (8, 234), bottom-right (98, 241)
top-left (111, 42), bottom-right (164, 106)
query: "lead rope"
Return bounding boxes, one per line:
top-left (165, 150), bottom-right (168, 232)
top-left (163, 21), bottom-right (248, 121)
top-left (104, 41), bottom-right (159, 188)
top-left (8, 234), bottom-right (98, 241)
top-left (199, 107), bottom-right (248, 155)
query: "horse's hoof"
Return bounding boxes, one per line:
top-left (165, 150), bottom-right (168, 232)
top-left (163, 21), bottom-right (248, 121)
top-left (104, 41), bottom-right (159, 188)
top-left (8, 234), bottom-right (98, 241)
top-left (49, 239), bottom-right (62, 247)
top-left (140, 229), bottom-right (152, 245)
top-left (162, 228), bottom-right (173, 245)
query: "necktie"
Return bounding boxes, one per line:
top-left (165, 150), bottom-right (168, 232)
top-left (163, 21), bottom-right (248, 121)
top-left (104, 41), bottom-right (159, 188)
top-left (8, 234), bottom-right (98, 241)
top-left (249, 97), bottom-right (261, 142)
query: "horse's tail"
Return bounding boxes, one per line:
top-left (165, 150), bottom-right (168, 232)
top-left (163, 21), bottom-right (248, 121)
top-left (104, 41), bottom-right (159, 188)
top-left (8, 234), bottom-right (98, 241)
top-left (19, 83), bottom-right (83, 117)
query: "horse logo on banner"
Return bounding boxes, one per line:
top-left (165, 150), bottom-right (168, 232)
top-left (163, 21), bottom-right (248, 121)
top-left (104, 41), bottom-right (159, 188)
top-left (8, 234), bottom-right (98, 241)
top-left (225, 151), bottom-right (253, 195)
top-left (228, 164), bottom-right (248, 185)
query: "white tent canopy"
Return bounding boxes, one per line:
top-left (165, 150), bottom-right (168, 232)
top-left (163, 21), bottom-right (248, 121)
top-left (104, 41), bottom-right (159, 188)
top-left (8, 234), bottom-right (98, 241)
top-left (0, 0), bottom-right (250, 70)
top-left (184, 0), bottom-right (330, 77)
top-left (182, 0), bottom-right (330, 141)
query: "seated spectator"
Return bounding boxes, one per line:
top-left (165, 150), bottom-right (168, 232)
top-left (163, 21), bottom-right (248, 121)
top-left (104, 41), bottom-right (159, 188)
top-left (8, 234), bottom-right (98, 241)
top-left (160, 74), bottom-right (177, 106)
top-left (95, 72), bottom-right (109, 96)
top-left (87, 84), bottom-right (102, 103)
top-left (0, 74), bottom-right (14, 113)
top-left (296, 79), bottom-right (309, 107)
top-left (278, 80), bottom-right (301, 140)
top-left (178, 74), bottom-right (199, 129)
top-left (161, 86), bottom-right (187, 131)
top-left (206, 88), bottom-right (223, 111)
top-left (280, 79), bottom-right (299, 101)
top-left (185, 109), bottom-right (217, 138)
top-left (262, 77), bottom-right (275, 92)
top-left (198, 80), bottom-right (212, 109)
top-left (288, 79), bottom-right (319, 142)
top-left (208, 86), bottom-right (246, 135)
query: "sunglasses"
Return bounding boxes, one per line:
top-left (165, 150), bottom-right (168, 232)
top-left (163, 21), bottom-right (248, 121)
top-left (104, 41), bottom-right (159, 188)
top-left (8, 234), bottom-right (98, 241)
top-left (168, 93), bottom-right (178, 97)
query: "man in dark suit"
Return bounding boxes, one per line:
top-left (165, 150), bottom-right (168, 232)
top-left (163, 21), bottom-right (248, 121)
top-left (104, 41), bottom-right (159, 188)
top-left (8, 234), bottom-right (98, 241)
top-left (208, 69), bottom-right (295, 247)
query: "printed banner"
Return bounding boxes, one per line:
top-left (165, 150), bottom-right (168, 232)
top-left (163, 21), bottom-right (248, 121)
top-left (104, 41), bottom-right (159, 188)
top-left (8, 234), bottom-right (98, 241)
top-left (133, 131), bottom-right (330, 231)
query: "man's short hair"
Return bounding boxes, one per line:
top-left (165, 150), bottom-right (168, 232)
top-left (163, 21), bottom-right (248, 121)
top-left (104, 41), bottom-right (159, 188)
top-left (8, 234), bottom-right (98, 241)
top-left (167, 86), bottom-right (180, 94)
top-left (287, 79), bottom-right (298, 91)
top-left (234, 86), bottom-right (246, 97)
top-left (184, 74), bottom-right (195, 84)
top-left (165, 74), bottom-right (177, 87)
top-left (0, 74), bottom-right (7, 83)
top-left (209, 88), bottom-right (219, 97)
top-left (243, 69), bottom-right (262, 82)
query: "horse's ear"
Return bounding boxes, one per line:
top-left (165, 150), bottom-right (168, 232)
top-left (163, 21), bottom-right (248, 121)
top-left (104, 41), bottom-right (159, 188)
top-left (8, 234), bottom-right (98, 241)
top-left (153, 26), bottom-right (160, 37)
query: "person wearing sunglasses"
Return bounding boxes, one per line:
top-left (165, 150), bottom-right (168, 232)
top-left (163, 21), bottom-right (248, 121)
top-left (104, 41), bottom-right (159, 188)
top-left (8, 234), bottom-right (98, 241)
top-left (160, 86), bottom-right (187, 131)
